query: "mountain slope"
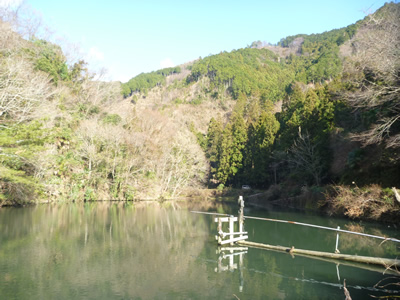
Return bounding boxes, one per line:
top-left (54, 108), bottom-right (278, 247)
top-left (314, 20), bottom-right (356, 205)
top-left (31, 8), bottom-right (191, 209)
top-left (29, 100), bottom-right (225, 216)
top-left (1, 2), bottom-right (399, 220)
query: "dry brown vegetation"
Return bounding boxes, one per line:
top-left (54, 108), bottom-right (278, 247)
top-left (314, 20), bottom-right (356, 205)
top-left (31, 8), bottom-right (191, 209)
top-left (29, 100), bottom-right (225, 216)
top-left (44, 83), bottom-right (213, 201)
top-left (341, 5), bottom-right (400, 149)
top-left (0, 6), bottom-right (231, 204)
top-left (327, 184), bottom-right (400, 222)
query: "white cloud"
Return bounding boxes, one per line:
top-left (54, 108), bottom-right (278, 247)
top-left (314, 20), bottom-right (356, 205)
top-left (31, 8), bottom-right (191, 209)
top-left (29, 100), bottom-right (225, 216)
top-left (160, 58), bottom-right (175, 69)
top-left (107, 64), bottom-right (133, 83)
top-left (87, 46), bottom-right (104, 61)
top-left (0, 0), bottom-right (22, 8)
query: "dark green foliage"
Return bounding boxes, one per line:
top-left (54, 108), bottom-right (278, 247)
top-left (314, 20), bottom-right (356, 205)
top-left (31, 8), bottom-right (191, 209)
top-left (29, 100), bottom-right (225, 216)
top-left (275, 83), bottom-right (336, 185)
top-left (188, 37), bottom-right (344, 101)
top-left (121, 67), bottom-right (181, 97)
top-left (24, 40), bottom-right (89, 88)
top-left (279, 22), bottom-right (361, 84)
top-left (215, 123), bottom-right (234, 185)
top-left (156, 66), bottom-right (181, 76)
top-left (347, 148), bottom-right (365, 169)
top-left (285, 40), bottom-right (342, 84)
top-left (205, 82), bottom-right (339, 188)
top-left (121, 83), bottom-right (131, 98)
top-left (212, 96), bottom-right (249, 185)
top-left (31, 39), bottom-right (70, 85)
top-left (279, 83), bottom-right (335, 148)
top-left (206, 117), bottom-right (223, 176)
top-left (226, 98), bottom-right (248, 182)
top-left (0, 121), bottom-right (50, 204)
top-left (206, 96), bottom-right (280, 187)
top-left (241, 108), bottom-right (280, 186)
top-left (279, 22), bottom-right (359, 48)
top-left (207, 113), bottom-right (242, 186)
top-left (188, 48), bottom-right (295, 101)
top-left (123, 72), bottom-right (164, 97)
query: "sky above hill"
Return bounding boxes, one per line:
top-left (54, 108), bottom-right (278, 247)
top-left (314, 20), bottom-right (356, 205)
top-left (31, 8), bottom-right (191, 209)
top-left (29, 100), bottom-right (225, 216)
top-left (3, 0), bottom-right (388, 82)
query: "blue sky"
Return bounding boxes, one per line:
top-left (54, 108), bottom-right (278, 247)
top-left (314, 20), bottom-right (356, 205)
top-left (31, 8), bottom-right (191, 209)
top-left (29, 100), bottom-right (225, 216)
top-left (5, 0), bottom-right (389, 82)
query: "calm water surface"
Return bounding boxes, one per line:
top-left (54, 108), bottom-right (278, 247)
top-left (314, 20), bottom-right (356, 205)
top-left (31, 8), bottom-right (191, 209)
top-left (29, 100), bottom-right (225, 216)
top-left (0, 201), bottom-right (399, 299)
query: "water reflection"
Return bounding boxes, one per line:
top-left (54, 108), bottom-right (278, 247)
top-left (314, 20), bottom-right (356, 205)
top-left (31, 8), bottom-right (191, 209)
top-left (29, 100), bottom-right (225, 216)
top-left (208, 205), bottom-right (400, 299)
top-left (212, 244), bottom-right (400, 299)
top-left (0, 202), bottom-right (212, 300)
top-left (215, 247), bottom-right (247, 292)
top-left (246, 208), bottom-right (400, 258)
top-left (0, 202), bottom-right (399, 299)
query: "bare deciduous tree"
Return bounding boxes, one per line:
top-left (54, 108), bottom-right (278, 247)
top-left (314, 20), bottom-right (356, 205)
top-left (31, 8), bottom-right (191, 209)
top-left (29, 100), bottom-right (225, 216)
top-left (342, 4), bottom-right (400, 148)
top-left (0, 53), bottom-right (54, 124)
top-left (289, 128), bottom-right (323, 185)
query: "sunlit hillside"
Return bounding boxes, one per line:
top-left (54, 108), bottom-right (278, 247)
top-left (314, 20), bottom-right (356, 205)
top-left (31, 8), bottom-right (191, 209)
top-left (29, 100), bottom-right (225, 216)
top-left (0, 13), bottom-right (211, 204)
top-left (1, 2), bottom-right (399, 222)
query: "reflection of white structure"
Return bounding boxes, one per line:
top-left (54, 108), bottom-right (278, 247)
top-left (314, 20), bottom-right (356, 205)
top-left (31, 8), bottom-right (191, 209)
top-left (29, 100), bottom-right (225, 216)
top-left (215, 247), bottom-right (247, 292)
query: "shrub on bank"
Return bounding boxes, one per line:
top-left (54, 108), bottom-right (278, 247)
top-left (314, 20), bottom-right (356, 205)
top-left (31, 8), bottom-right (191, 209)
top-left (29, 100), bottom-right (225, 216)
top-left (326, 184), bottom-right (400, 223)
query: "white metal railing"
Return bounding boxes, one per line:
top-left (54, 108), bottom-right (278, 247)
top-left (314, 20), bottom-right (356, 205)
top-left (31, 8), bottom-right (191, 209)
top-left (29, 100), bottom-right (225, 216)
top-left (243, 215), bottom-right (400, 244)
top-left (190, 198), bottom-right (400, 254)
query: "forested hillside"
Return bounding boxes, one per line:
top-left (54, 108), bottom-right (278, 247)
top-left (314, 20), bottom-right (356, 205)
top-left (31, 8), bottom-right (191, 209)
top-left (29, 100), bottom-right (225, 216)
top-left (1, 2), bottom-right (399, 222)
top-left (197, 2), bottom-right (399, 221)
top-left (0, 9), bottom-right (207, 205)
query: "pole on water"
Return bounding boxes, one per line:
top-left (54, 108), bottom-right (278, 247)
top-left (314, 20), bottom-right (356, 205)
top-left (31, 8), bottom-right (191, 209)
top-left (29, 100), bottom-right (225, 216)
top-left (336, 263), bottom-right (340, 282)
top-left (238, 196), bottom-right (244, 238)
top-left (229, 217), bottom-right (235, 246)
top-left (217, 218), bottom-right (222, 244)
top-left (335, 226), bottom-right (340, 254)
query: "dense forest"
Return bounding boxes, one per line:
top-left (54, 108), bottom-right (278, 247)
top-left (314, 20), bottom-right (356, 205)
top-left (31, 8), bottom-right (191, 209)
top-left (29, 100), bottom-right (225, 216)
top-left (121, 66), bottom-right (181, 98)
top-left (1, 3), bottom-right (399, 222)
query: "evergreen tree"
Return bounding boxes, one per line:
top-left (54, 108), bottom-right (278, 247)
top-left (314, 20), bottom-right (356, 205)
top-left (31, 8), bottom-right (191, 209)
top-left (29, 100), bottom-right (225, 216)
top-left (206, 117), bottom-right (223, 181)
top-left (216, 122), bottom-right (233, 185)
top-left (243, 107), bottom-right (280, 186)
top-left (228, 109), bottom-right (247, 185)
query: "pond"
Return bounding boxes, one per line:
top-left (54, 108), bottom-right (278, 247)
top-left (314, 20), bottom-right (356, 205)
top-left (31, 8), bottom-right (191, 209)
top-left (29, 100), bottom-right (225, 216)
top-left (0, 201), bottom-right (399, 299)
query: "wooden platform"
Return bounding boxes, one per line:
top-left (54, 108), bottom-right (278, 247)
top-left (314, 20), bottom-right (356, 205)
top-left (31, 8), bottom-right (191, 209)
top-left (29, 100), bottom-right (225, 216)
top-left (237, 240), bottom-right (400, 268)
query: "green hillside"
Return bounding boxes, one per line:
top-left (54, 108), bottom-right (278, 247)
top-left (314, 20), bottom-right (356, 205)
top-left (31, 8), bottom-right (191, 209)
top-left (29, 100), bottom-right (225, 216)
top-left (1, 2), bottom-right (399, 222)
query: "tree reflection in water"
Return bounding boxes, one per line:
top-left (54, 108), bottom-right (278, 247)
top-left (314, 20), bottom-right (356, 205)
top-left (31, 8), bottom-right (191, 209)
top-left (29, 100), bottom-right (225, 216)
top-left (0, 202), bottom-right (212, 299)
top-left (0, 202), bottom-right (399, 299)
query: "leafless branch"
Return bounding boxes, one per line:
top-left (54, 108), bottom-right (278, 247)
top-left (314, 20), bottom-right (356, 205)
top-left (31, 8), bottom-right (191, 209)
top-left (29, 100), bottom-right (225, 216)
top-left (342, 5), bottom-right (400, 148)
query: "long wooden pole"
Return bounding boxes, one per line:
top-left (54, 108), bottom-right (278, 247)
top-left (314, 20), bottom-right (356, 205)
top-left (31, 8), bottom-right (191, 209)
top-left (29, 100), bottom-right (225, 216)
top-left (237, 240), bottom-right (400, 267)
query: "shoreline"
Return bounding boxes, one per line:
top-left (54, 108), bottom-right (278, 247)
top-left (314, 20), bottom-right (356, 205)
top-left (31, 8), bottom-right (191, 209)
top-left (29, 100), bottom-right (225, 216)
top-left (1, 186), bottom-right (399, 226)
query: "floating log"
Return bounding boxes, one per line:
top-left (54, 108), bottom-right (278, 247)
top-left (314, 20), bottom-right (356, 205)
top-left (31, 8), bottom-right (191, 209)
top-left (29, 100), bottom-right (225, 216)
top-left (241, 241), bottom-right (399, 276)
top-left (237, 240), bottom-right (400, 268)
